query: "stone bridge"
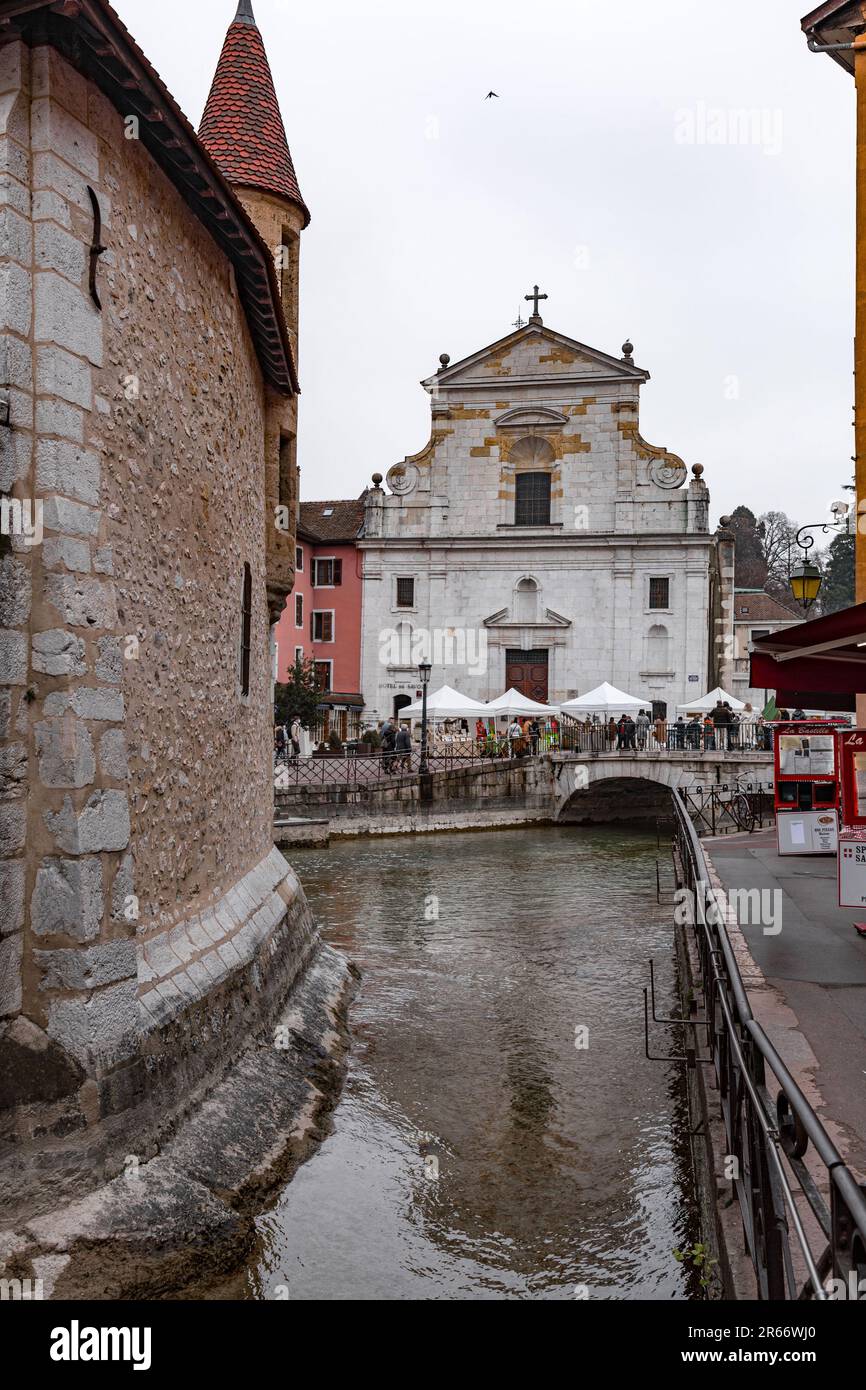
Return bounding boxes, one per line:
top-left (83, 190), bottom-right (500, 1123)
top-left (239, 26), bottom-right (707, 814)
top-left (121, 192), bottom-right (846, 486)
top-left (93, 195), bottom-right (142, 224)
top-left (551, 751), bottom-right (773, 823)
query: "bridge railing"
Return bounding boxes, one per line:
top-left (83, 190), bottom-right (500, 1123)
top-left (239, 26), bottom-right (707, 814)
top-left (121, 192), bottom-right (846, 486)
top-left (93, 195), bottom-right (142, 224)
top-left (670, 786), bottom-right (866, 1299)
top-left (560, 719), bottom-right (771, 755)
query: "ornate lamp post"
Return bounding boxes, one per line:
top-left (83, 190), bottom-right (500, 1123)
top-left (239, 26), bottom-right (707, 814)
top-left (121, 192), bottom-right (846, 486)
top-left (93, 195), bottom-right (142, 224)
top-left (418, 661), bottom-right (432, 774)
top-left (788, 505), bottom-right (850, 612)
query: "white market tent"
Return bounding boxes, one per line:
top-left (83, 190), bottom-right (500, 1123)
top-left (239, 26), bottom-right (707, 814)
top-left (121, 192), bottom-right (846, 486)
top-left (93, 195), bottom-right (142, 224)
top-left (559, 682), bottom-right (647, 718)
top-left (400, 684), bottom-right (489, 720)
top-left (483, 688), bottom-right (559, 719)
top-left (676, 686), bottom-right (746, 714)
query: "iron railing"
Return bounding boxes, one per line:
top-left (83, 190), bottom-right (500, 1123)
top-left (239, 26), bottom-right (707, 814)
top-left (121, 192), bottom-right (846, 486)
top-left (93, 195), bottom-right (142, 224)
top-left (274, 749), bottom-right (488, 788)
top-left (668, 787), bottom-right (866, 1299)
top-left (680, 778), bottom-right (776, 836)
top-left (561, 719), bottom-right (772, 755)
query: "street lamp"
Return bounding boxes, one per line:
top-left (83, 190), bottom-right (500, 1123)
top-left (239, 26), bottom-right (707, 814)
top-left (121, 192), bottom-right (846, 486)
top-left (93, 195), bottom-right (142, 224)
top-left (786, 508), bottom-right (850, 612)
top-left (418, 661), bottom-right (432, 775)
top-left (789, 558), bottom-right (823, 612)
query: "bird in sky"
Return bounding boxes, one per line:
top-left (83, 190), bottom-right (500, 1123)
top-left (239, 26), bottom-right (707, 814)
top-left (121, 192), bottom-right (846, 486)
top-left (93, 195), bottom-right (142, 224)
top-left (485, 91), bottom-right (499, 100)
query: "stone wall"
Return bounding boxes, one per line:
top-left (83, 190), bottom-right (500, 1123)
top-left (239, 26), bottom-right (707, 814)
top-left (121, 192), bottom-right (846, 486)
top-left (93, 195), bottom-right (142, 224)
top-left (0, 40), bottom-right (310, 1221)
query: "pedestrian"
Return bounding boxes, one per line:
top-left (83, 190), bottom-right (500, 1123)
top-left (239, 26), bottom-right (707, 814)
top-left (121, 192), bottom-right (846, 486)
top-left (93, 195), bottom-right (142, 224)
top-left (727, 706), bottom-right (740, 749)
top-left (703, 713), bottom-right (715, 751)
top-left (289, 714), bottom-right (302, 763)
top-left (625, 715), bottom-right (637, 750)
top-left (508, 717), bottom-right (523, 757)
top-left (274, 722), bottom-right (287, 767)
top-left (380, 717), bottom-right (397, 773)
top-left (617, 715), bottom-right (627, 750)
top-left (529, 717), bottom-right (541, 756)
top-left (654, 712), bottom-right (666, 748)
top-left (608, 716), bottom-right (617, 749)
top-left (712, 700), bottom-right (730, 751)
top-left (686, 716), bottom-right (702, 750)
top-left (636, 708), bottom-right (650, 751)
top-left (549, 715), bottom-right (560, 750)
top-left (673, 716), bottom-right (686, 751)
top-left (394, 722), bottom-right (413, 773)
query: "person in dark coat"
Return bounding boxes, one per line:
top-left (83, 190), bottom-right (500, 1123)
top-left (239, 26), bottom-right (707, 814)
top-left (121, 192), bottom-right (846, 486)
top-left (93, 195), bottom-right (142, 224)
top-left (380, 718), bottom-right (397, 773)
top-left (394, 723), bottom-right (413, 773)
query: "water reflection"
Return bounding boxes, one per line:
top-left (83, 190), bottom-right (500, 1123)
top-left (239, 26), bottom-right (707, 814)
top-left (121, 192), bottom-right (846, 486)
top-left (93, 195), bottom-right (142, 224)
top-left (221, 826), bottom-right (701, 1300)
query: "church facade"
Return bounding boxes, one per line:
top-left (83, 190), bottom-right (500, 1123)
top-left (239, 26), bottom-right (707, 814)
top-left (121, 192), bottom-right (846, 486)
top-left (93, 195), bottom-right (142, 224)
top-left (360, 308), bottom-right (732, 722)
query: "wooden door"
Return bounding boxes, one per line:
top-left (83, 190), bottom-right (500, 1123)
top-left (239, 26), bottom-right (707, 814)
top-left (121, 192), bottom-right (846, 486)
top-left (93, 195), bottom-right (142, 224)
top-left (505, 649), bottom-right (549, 702)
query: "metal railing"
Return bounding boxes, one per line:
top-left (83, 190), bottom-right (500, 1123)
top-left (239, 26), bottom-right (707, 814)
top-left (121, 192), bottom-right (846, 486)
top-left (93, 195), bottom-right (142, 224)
top-left (561, 719), bottom-right (772, 755)
top-left (669, 787), bottom-right (866, 1299)
top-left (274, 749), bottom-right (489, 788)
top-left (680, 778), bottom-right (776, 836)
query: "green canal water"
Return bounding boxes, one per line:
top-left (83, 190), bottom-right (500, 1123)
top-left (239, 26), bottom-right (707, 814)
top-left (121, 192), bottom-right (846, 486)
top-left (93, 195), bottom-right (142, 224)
top-left (223, 825), bottom-right (702, 1300)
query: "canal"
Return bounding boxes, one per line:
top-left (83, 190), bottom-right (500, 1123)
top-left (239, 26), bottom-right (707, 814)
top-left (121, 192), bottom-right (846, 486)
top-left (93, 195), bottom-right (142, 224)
top-left (215, 825), bottom-right (702, 1300)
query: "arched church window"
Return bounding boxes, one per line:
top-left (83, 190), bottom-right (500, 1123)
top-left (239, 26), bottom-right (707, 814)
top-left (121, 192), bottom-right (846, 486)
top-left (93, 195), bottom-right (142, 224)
top-left (515, 473), bottom-right (551, 527)
top-left (515, 577), bottom-right (539, 624)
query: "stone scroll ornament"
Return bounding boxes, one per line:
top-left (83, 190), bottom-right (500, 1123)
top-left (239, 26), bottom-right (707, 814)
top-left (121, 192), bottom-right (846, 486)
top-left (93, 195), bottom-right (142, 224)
top-left (649, 456), bottom-right (687, 489)
top-left (386, 462), bottom-right (419, 495)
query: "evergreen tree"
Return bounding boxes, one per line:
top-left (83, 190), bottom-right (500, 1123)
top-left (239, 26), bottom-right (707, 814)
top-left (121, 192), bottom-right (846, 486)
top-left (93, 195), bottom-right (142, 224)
top-left (820, 531), bottom-right (855, 614)
top-left (275, 656), bottom-right (323, 730)
top-left (727, 506), bottom-right (768, 588)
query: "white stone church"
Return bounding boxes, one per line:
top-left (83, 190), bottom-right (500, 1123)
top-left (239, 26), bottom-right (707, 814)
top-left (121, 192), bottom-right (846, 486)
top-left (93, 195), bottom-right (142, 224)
top-left (359, 300), bottom-right (729, 722)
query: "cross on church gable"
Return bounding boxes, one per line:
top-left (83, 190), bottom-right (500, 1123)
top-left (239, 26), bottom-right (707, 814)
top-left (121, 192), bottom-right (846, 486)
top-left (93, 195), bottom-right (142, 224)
top-left (524, 284), bottom-right (548, 320)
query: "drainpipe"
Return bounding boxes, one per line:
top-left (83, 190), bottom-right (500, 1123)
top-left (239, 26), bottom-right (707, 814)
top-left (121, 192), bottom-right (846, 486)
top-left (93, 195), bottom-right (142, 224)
top-left (807, 37), bottom-right (856, 52)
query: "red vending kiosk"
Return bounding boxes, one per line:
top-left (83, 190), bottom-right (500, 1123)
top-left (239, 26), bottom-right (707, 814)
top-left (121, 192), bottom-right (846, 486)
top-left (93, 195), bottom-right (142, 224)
top-left (773, 719), bottom-right (842, 855)
top-left (837, 730), bottom-right (866, 907)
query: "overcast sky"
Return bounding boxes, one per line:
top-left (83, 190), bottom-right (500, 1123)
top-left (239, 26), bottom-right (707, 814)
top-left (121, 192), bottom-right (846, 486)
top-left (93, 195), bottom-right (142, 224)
top-left (114, 0), bottom-right (855, 531)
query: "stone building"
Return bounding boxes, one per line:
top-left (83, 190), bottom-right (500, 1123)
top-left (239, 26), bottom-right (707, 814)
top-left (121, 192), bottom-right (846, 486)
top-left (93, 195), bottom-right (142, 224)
top-left (275, 498), bottom-right (366, 741)
top-left (0, 0), bottom-right (349, 1245)
top-left (361, 306), bottom-right (732, 722)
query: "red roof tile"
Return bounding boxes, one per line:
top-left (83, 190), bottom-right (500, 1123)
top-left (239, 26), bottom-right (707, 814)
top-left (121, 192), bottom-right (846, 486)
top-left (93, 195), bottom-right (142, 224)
top-left (199, 2), bottom-right (309, 223)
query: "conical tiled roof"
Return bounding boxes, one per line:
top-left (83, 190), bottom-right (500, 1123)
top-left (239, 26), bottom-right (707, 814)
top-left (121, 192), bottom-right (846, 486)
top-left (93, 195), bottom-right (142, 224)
top-left (199, 1), bottom-right (309, 224)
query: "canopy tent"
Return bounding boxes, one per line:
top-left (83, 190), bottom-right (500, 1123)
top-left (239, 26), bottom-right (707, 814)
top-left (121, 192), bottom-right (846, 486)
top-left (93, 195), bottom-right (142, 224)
top-left (399, 684), bottom-right (489, 720)
top-left (676, 686), bottom-right (746, 714)
top-left (559, 682), bottom-right (647, 718)
top-left (750, 601), bottom-right (866, 714)
top-left (483, 688), bottom-right (559, 719)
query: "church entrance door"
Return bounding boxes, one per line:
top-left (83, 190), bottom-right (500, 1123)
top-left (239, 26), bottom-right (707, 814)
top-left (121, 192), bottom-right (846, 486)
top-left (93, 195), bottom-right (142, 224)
top-left (505, 649), bottom-right (549, 703)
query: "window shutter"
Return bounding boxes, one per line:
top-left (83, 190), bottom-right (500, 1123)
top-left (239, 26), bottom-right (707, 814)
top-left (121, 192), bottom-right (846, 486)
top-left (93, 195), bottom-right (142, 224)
top-left (334, 559), bottom-right (343, 586)
top-left (310, 612), bottom-right (315, 641)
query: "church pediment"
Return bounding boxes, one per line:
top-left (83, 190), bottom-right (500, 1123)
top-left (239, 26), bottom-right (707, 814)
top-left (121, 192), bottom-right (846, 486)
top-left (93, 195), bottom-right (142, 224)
top-left (422, 324), bottom-right (649, 394)
top-left (483, 606), bottom-right (572, 630)
top-left (494, 405), bottom-right (568, 429)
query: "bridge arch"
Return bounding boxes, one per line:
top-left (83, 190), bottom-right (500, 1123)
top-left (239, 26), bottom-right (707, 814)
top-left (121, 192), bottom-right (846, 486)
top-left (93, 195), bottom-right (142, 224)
top-left (557, 773), bottom-right (674, 824)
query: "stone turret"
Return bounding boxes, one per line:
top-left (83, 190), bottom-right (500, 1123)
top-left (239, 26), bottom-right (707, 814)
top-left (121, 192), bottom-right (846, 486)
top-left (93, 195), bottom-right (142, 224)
top-left (200, 0), bottom-right (310, 621)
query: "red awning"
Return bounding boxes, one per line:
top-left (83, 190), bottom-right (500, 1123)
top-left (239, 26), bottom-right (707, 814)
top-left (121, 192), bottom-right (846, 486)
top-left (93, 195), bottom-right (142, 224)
top-left (750, 601), bottom-right (866, 711)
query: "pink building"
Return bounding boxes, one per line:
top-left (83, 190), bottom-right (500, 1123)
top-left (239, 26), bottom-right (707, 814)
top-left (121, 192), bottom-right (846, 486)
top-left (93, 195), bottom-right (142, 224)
top-left (276, 499), bottom-right (365, 739)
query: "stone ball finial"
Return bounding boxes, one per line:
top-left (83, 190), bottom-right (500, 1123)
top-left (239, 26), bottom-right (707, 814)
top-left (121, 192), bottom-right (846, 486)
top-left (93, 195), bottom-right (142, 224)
top-left (719, 514), bottom-right (732, 527)
top-left (371, 472), bottom-right (383, 489)
top-left (439, 353), bottom-right (451, 369)
top-left (692, 463), bottom-right (704, 478)
top-left (622, 339), bottom-right (634, 361)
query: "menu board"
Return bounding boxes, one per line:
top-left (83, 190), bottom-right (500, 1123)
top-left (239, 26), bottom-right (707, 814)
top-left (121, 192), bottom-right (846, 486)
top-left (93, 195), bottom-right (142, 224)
top-left (854, 754), bottom-right (866, 818)
top-left (777, 735), bottom-right (836, 778)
